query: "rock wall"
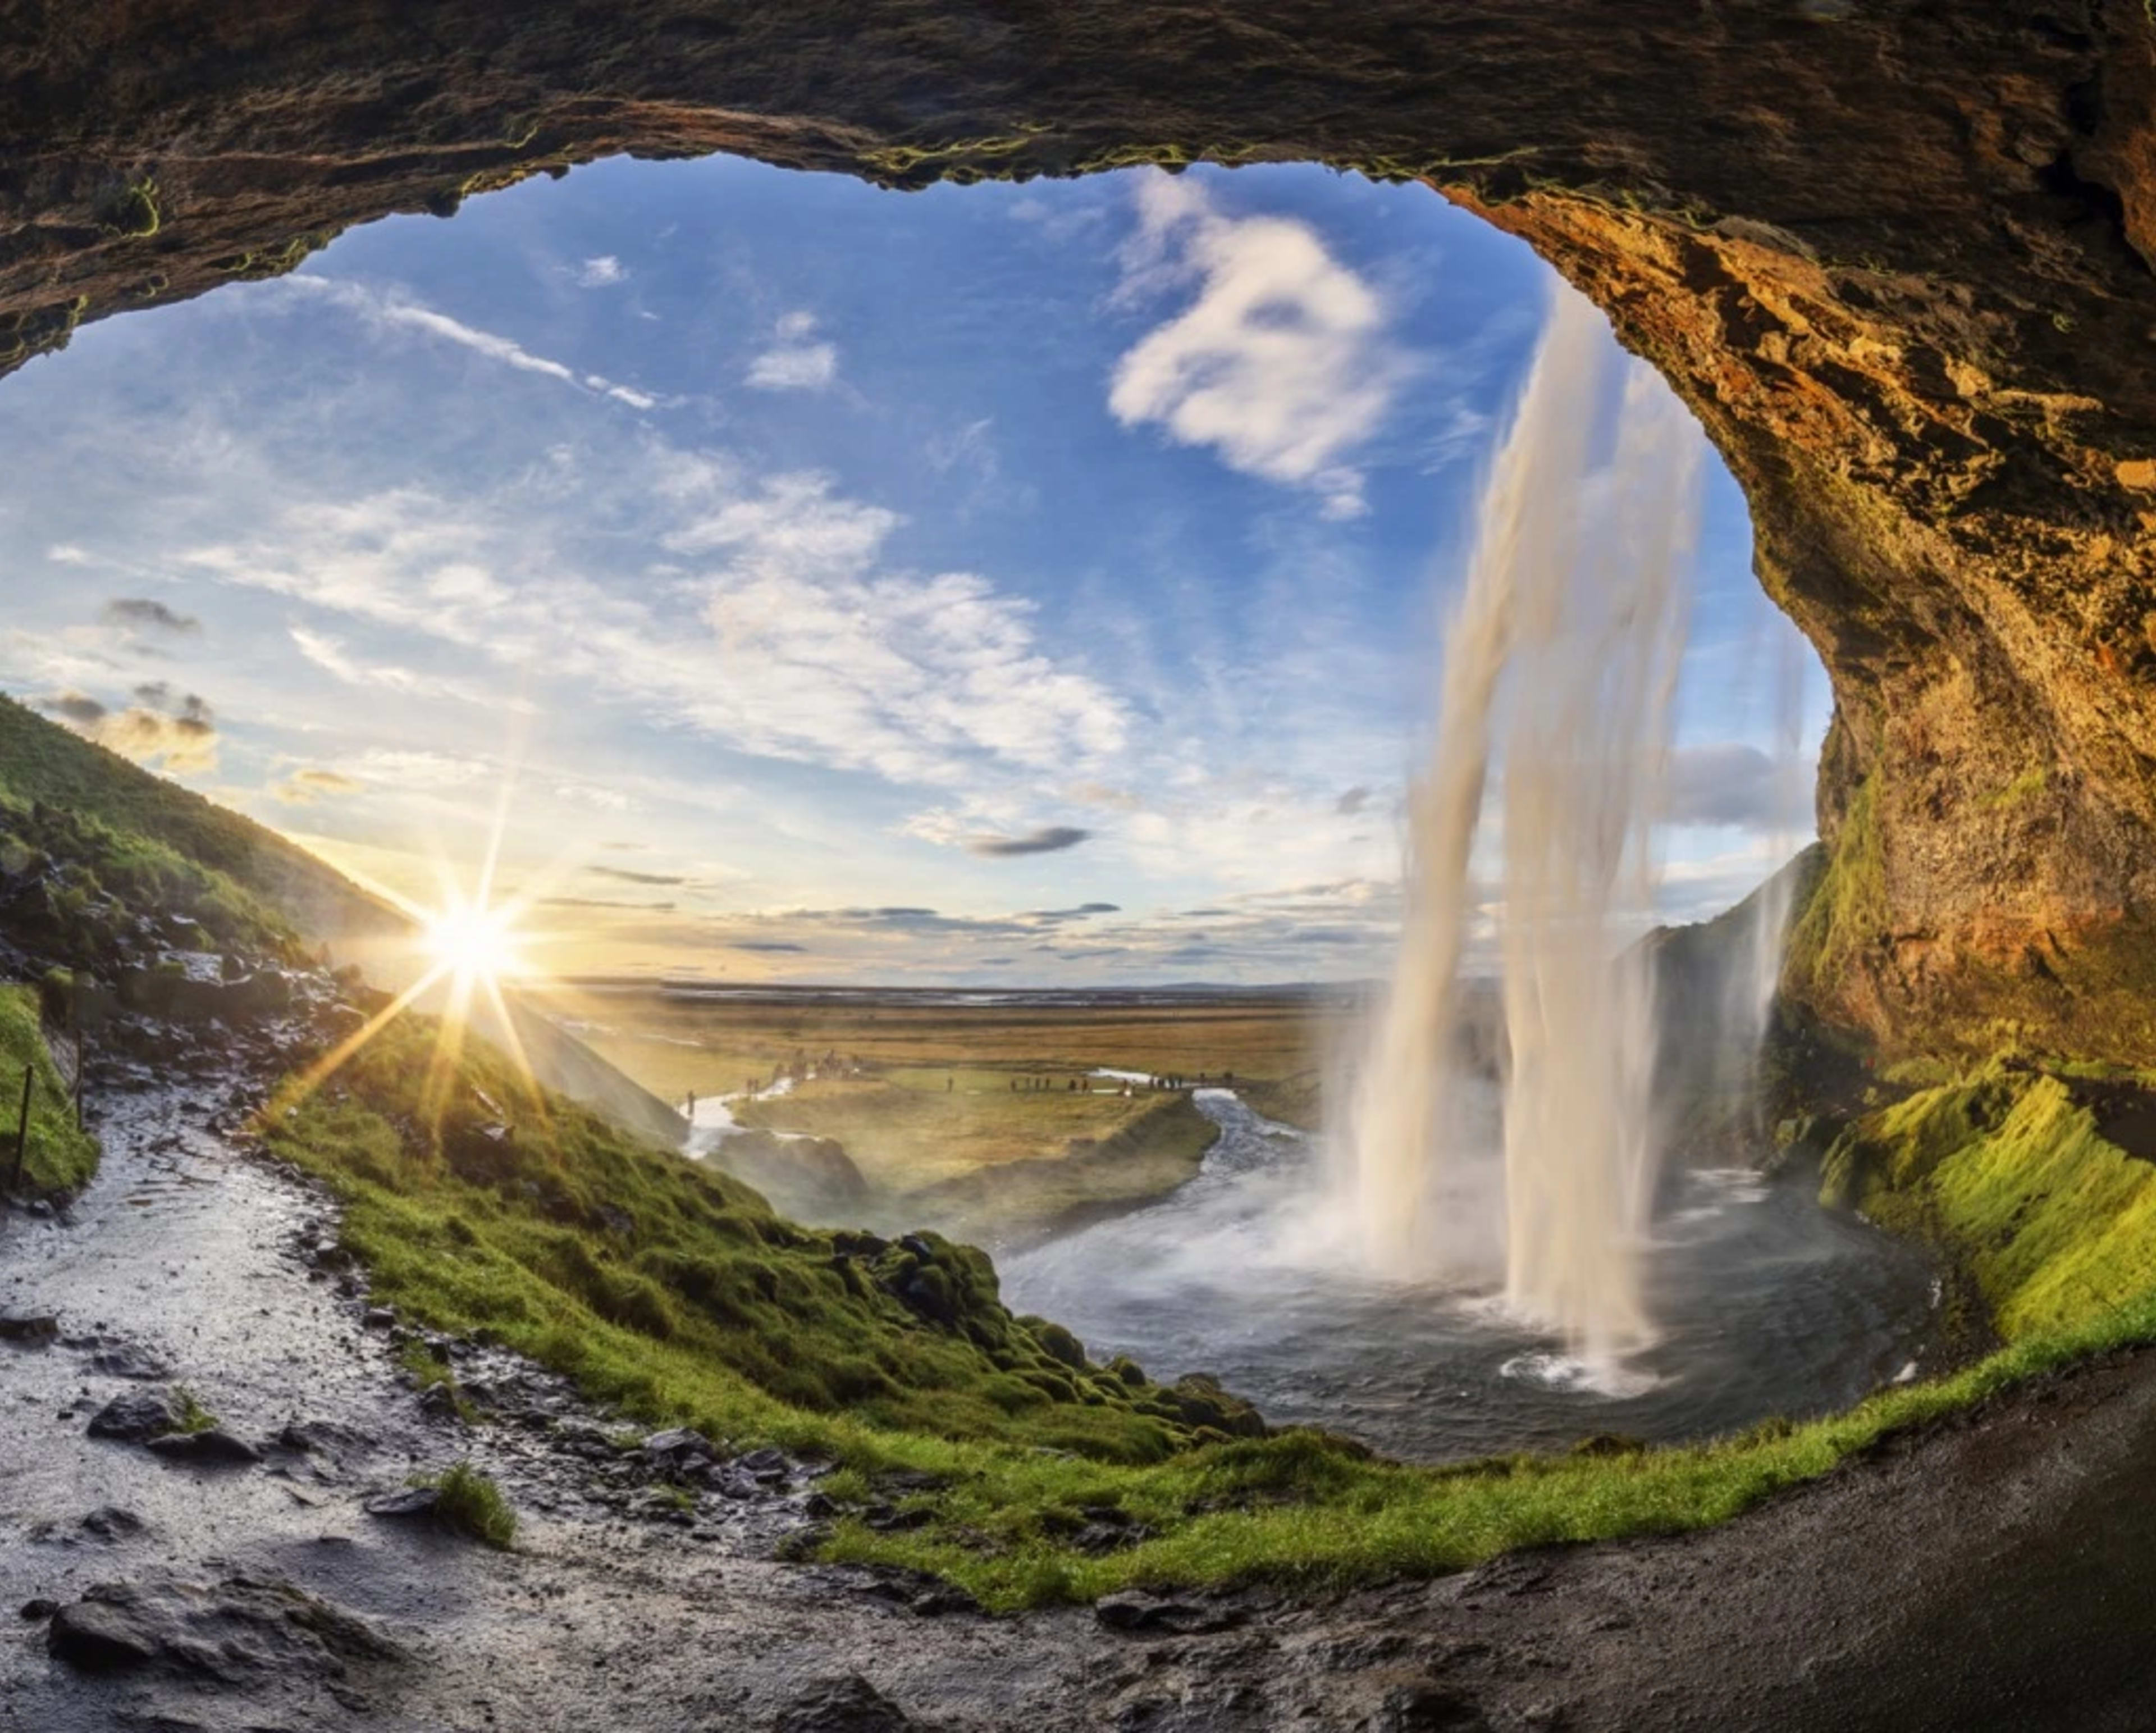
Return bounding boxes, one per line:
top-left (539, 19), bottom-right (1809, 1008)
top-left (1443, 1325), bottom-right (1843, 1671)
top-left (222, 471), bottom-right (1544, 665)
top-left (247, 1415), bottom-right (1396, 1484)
top-left (7, 1), bottom-right (2156, 1057)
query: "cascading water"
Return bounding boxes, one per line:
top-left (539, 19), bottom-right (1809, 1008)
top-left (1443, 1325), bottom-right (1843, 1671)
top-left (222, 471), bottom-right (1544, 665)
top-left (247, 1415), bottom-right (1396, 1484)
top-left (1002, 288), bottom-right (1936, 1463)
top-left (1341, 285), bottom-right (1704, 1363)
top-left (1715, 629), bottom-right (1812, 1121)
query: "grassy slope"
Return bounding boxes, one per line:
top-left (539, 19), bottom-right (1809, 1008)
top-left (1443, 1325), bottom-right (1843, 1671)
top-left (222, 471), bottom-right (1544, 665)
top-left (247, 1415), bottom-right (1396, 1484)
top-left (899, 1091), bottom-right (1223, 1245)
top-left (0, 692), bottom-right (404, 954)
top-left (266, 1014), bottom-right (1260, 1468)
top-left (1824, 1065), bottom-right (2156, 1340)
top-left (0, 983), bottom-right (97, 1193)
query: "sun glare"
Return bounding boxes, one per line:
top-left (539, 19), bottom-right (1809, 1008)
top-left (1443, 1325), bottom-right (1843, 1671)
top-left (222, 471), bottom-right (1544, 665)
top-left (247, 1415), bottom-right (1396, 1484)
top-left (424, 897), bottom-right (526, 986)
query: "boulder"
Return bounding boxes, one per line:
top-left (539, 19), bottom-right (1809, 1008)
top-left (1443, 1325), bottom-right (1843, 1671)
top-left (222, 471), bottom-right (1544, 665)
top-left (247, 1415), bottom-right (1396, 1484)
top-left (0, 1309), bottom-right (58, 1343)
top-left (771, 1673), bottom-right (917, 1732)
top-left (86, 1386), bottom-right (184, 1441)
top-left (89, 1343), bottom-right (167, 1379)
top-left (146, 1426), bottom-right (261, 1465)
top-left (1094, 1590), bottom-right (1247, 1636)
top-left (46, 1574), bottom-right (404, 1682)
top-left (79, 1506), bottom-right (145, 1542)
top-left (364, 1486), bottom-right (441, 1520)
top-left (1368, 1682), bottom-right (1493, 1733)
top-left (643, 1426), bottom-right (716, 1467)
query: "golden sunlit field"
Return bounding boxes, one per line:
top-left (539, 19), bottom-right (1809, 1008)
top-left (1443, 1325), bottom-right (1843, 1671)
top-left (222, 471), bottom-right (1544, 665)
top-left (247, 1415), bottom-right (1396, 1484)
top-left (533, 986), bottom-right (1347, 1242)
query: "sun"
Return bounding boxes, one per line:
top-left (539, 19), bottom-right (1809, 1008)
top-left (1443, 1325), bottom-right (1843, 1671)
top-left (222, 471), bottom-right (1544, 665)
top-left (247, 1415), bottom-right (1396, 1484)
top-left (423, 896), bottom-right (527, 987)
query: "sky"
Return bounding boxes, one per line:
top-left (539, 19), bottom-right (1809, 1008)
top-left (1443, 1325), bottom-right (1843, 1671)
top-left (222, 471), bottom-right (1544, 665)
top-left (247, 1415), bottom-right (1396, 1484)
top-left (0, 156), bottom-right (1826, 985)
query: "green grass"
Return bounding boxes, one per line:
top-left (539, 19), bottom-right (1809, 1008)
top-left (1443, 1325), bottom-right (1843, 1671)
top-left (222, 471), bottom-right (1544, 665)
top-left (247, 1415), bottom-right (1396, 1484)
top-left (398, 1339), bottom-right (481, 1424)
top-left (265, 1013), bottom-right (1258, 1467)
top-left (418, 1461), bottom-right (517, 1548)
top-left (0, 983), bottom-right (97, 1194)
top-left (0, 691), bottom-right (402, 957)
top-left (1822, 1064), bottom-right (2156, 1340)
top-left (263, 1010), bottom-right (2156, 1610)
top-left (1784, 783), bottom-right (1886, 1011)
top-left (171, 1385), bottom-right (218, 1435)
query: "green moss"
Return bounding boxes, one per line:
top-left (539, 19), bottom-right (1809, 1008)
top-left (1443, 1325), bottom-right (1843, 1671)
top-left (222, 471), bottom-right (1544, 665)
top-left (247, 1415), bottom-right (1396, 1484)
top-left (417, 1461), bottom-right (517, 1548)
top-left (211, 235), bottom-right (326, 280)
top-left (171, 1386), bottom-right (218, 1435)
top-left (0, 984), bottom-right (97, 1194)
top-left (0, 295), bottom-right (88, 367)
top-left (1829, 1066), bottom-right (2156, 1340)
top-left (1976, 766), bottom-right (2049, 811)
top-left (95, 177), bottom-right (161, 238)
top-left (1784, 778), bottom-right (1886, 1005)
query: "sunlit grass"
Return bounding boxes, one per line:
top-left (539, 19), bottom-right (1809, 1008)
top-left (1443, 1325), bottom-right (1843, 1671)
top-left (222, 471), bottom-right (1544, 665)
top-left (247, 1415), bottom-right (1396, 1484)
top-left (547, 986), bottom-right (1341, 1109)
top-left (418, 1461), bottom-right (518, 1548)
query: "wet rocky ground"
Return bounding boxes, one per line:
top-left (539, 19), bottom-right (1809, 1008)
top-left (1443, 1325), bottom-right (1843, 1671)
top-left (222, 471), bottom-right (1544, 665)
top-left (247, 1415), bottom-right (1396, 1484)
top-left (3, 1021), bottom-right (2152, 1730)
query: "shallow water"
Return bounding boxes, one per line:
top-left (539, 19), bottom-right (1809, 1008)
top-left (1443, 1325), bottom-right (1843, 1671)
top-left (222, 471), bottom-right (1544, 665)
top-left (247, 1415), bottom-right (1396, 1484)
top-left (1002, 1091), bottom-right (1941, 1461)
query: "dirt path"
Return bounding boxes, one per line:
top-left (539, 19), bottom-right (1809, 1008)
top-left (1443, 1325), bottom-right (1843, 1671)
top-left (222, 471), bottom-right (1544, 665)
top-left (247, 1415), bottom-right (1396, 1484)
top-left (2, 1057), bottom-right (2150, 1730)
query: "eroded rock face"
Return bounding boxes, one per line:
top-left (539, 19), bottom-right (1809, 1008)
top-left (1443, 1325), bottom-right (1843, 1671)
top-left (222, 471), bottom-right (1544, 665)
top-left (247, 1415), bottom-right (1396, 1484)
top-left (7, 2), bottom-right (2156, 1055)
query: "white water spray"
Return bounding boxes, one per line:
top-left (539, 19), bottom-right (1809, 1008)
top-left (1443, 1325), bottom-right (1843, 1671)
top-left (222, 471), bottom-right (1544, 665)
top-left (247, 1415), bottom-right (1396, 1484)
top-left (1342, 285), bottom-right (1703, 1362)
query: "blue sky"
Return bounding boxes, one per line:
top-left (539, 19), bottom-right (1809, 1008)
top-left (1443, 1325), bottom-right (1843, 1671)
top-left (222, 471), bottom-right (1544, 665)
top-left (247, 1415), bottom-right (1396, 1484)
top-left (0, 157), bottom-right (1823, 983)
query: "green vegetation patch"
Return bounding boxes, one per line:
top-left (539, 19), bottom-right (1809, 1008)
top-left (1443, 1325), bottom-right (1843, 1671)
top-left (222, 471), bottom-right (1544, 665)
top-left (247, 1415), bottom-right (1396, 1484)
top-left (0, 983), bottom-right (97, 1194)
top-left (171, 1385), bottom-right (219, 1435)
top-left (1783, 781), bottom-right (1886, 1010)
top-left (418, 1461), bottom-right (517, 1548)
top-left (1822, 1064), bottom-right (2156, 1340)
top-left (0, 693), bottom-right (398, 957)
top-left (265, 1015), bottom-right (1257, 1468)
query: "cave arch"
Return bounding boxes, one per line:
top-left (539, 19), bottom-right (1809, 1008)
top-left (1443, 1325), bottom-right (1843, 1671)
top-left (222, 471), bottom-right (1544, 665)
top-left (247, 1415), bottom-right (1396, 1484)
top-left (8, 0), bottom-right (2156, 1059)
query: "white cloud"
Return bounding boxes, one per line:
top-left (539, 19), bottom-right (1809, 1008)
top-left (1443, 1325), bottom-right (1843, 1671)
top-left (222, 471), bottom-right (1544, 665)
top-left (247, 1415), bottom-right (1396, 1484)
top-left (353, 747), bottom-right (494, 788)
top-left (184, 451), bottom-right (1131, 790)
top-left (47, 544), bottom-right (88, 565)
top-left (287, 623), bottom-right (532, 712)
top-left (276, 275), bottom-right (658, 411)
top-left (746, 312), bottom-right (839, 392)
top-left (577, 256), bottom-right (627, 288)
top-left (1108, 173), bottom-right (1408, 518)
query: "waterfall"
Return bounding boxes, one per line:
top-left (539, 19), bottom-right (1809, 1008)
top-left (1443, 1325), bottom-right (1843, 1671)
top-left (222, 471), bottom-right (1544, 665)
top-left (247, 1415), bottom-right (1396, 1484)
top-left (1341, 284), bottom-right (1703, 1362)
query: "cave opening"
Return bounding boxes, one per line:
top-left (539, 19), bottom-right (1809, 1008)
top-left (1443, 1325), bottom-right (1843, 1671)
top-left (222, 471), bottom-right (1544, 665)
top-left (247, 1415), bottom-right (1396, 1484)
top-left (0, 150), bottom-right (1917, 1462)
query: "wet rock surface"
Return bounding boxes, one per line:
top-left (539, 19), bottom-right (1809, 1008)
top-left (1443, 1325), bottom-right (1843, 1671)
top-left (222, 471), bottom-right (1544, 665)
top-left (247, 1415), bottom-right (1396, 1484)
top-left (45, 1569), bottom-right (407, 1690)
top-left (84, 1387), bottom-right (184, 1442)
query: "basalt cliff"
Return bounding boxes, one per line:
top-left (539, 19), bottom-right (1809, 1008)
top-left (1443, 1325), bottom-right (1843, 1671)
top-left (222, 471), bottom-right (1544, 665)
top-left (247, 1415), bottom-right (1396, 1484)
top-left (7, 1), bottom-right (2156, 1057)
